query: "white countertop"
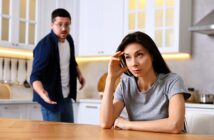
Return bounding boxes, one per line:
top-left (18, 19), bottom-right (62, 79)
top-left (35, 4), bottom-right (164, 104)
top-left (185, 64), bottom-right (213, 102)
top-left (0, 98), bottom-right (101, 104)
top-left (1, 99), bottom-right (213, 109)
top-left (185, 103), bottom-right (214, 109)
top-left (0, 99), bottom-right (36, 104)
top-left (77, 98), bottom-right (101, 103)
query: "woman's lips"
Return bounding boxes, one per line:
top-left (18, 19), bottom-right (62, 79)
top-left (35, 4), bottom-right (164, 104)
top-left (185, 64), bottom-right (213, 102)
top-left (131, 69), bottom-right (141, 73)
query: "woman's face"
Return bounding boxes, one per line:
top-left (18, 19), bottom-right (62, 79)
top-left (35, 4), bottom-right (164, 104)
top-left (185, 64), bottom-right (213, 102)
top-left (123, 43), bottom-right (154, 77)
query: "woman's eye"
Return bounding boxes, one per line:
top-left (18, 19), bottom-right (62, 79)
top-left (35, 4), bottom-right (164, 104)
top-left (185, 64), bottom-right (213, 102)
top-left (124, 56), bottom-right (130, 60)
top-left (137, 53), bottom-right (144, 57)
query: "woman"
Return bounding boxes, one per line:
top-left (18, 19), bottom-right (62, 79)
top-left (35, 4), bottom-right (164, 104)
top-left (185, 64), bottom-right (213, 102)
top-left (100, 31), bottom-right (190, 133)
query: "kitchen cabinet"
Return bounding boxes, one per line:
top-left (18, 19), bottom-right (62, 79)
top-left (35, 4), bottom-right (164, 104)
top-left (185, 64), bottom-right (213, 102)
top-left (77, 0), bottom-right (124, 56)
top-left (39, 0), bottom-right (75, 40)
top-left (125, 0), bottom-right (192, 53)
top-left (0, 0), bottom-right (42, 50)
top-left (0, 0), bottom-right (75, 50)
top-left (34, 0), bottom-right (79, 53)
top-left (0, 104), bottom-right (27, 119)
top-left (0, 101), bottom-right (42, 120)
top-left (26, 103), bottom-right (42, 120)
top-left (75, 99), bottom-right (100, 125)
top-left (185, 103), bottom-right (214, 135)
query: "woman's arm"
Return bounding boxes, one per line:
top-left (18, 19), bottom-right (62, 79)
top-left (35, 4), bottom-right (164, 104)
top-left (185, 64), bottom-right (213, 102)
top-left (100, 51), bottom-right (128, 129)
top-left (100, 75), bottom-right (124, 129)
top-left (114, 93), bottom-right (185, 134)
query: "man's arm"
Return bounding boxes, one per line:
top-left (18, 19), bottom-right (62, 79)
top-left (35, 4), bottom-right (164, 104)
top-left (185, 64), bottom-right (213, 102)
top-left (76, 66), bottom-right (85, 90)
top-left (32, 80), bottom-right (57, 104)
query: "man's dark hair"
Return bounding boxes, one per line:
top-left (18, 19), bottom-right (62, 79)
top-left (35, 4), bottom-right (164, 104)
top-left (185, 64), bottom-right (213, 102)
top-left (51, 8), bottom-right (71, 22)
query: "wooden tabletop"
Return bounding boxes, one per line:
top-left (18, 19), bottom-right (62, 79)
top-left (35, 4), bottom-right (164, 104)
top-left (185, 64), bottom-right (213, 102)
top-left (0, 118), bottom-right (213, 140)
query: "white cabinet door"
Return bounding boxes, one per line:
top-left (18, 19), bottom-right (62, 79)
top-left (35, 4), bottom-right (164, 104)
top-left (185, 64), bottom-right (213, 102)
top-left (72, 102), bottom-right (79, 123)
top-left (37, 0), bottom-right (78, 53)
top-left (0, 0), bottom-right (41, 50)
top-left (0, 103), bottom-right (42, 120)
top-left (0, 104), bottom-right (27, 119)
top-left (76, 102), bottom-right (100, 125)
top-left (124, 0), bottom-right (192, 53)
top-left (185, 106), bottom-right (214, 135)
top-left (27, 103), bottom-right (42, 120)
top-left (78, 0), bottom-right (124, 56)
top-left (0, 0), bottom-right (75, 50)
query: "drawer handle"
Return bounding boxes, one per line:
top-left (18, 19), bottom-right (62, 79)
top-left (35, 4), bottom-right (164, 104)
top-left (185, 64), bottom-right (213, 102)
top-left (85, 105), bottom-right (98, 109)
top-left (4, 106), bottom-right (19, 110)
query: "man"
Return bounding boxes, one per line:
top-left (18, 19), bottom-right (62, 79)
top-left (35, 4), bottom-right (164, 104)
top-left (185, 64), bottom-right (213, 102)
top-left (30, 8), bottom-right (85, 122)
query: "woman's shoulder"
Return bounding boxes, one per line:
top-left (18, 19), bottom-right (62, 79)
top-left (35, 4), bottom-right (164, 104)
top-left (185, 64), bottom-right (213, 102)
top-left (159, 73), bottom-right (182, 81)
top-left (121, 74), bottom-right (134, 81)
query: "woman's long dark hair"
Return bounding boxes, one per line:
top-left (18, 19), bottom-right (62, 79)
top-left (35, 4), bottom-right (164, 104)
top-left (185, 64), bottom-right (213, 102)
top-left (116, 31), bottom-right (170, 76)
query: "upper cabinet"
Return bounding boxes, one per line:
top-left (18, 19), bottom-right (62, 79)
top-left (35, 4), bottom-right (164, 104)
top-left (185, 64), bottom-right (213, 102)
top-left (77, 0), bottom-right (124, 56)
top-left (125, 0), bottom-right (192, 53)
top-left (38, 0), bottom-right (74, 41)
top-left (0, 0), bottom-right (40, 50)
top-left (0, 0), bottom-right (74, 50)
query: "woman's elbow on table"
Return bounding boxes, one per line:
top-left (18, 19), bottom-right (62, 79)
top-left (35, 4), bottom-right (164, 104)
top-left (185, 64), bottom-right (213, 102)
top-left (100, 122), bottom-right (113, 129)
top-left (167, 121), bottom-right (183, 134)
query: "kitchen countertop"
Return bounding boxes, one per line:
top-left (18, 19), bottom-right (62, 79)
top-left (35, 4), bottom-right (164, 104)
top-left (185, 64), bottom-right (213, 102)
top-left (185, 103), bottom-right (214, 109)
top-left (0, 118), bottom-right (214, 140)
top-left (1, 99), bottom-right (214, 108)
top-left (0, 99), bottom-right (36, 104)
top-left (0, 98), bottom-right (102, 104)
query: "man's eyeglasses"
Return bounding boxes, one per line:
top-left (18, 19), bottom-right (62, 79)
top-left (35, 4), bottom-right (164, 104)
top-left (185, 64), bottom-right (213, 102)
top-left (54, 23), bottom-right (70, 29)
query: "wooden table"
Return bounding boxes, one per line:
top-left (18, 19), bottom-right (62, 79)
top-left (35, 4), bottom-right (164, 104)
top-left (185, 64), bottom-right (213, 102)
top-left (0, 118), bottom-right (213, 140)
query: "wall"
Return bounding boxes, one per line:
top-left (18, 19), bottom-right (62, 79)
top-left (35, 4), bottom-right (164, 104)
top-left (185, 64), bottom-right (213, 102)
top-left (167, 0), bottom-right (214, 94)
top-left (78, 0), bottom-right (214, 99)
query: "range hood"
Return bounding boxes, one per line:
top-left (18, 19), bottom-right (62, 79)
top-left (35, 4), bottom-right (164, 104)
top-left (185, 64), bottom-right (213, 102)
top-left (189, 10), bottom-right (214, 35)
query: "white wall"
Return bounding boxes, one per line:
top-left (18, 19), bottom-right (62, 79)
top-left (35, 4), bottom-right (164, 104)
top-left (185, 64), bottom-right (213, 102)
top-left (166, 0), bottom-right (214, 93)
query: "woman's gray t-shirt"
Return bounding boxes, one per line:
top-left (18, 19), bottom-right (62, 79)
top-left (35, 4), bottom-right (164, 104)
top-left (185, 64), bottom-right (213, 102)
top-left (114, 73), bottom-right (190, 121)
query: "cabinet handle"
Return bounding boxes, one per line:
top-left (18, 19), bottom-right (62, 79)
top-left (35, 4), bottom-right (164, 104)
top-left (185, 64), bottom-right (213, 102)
top-left (33, 106), bottom-right (38, 109)
top-left (4, 106), bottom-right (19, 110)
top-left (85, 105), bottom-right (98, 109)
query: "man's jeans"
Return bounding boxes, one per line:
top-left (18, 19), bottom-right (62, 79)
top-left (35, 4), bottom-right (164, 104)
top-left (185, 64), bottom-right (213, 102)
top-left (41, 98), bottom-right (74, 123)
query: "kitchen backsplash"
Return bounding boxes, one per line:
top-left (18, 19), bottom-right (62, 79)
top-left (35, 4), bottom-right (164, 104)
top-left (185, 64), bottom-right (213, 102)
top-left (77, 61), bottom-right (109, 99)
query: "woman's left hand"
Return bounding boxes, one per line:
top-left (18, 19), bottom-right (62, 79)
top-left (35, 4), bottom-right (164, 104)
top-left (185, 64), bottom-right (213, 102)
top-left (114, 117), bottom-right (129, 130)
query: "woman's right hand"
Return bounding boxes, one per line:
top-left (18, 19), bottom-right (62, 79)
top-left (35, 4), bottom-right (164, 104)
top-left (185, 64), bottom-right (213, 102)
top-left (108, 51), bottom-right (128, 79)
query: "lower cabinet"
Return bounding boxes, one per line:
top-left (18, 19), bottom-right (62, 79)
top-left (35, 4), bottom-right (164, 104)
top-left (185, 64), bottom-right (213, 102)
top-left (0, 100), bottom-right (101, 124)
top-left (74, 100), bottom-right (100, 125)
top-left (26, 103), bottom-right (43, 120)
top-left (0, 104), bottom-right (27, 119)
top-left (185, 103), bottom-right (214, 135)
top-left (0, 103), bottom-right (42, 120)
